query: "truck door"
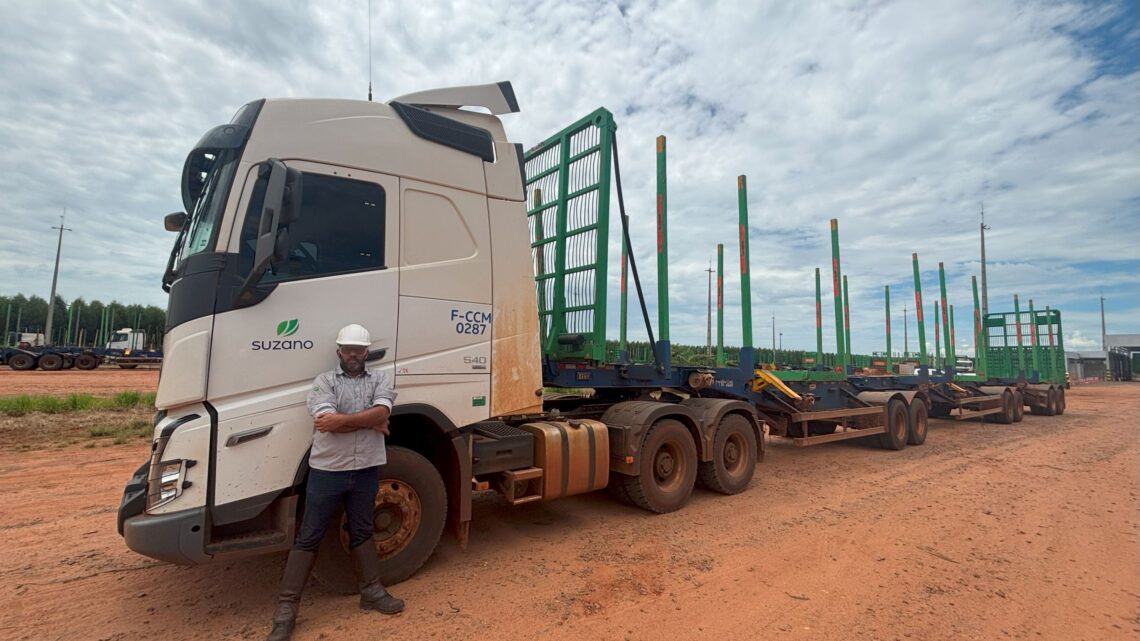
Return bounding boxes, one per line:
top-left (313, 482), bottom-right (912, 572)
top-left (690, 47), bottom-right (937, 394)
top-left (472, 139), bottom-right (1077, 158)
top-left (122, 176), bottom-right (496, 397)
top-left (207, 161), bottom-right (400, 518)
top-left (394, 179), bottom-right (492, 429)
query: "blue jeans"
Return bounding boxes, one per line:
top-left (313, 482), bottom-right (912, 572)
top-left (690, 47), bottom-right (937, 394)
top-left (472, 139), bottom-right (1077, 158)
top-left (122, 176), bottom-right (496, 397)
top-left (293, 467), bottom-right (379, 552)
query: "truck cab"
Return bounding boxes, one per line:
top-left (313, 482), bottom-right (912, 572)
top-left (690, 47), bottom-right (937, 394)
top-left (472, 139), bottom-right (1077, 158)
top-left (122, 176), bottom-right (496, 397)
top-left (119, 83), bottom-right (544, 577)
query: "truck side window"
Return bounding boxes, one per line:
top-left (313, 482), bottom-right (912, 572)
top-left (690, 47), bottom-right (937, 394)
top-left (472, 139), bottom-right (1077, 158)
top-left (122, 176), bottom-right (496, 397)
top-left (238, 173), bottom-right (386, 282)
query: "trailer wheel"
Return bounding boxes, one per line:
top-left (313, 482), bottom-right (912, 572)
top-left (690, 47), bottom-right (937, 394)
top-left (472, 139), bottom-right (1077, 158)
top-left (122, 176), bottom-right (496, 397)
top-left (313, 447), bottom-right (447, 593)
top-left (38, 354), bottom-right (64, 371)
top-left (1012, 391), bottom-right (1025, 423)
top-left (878, 399), bottom-right (908, 450)
top-left (620, 419), bottom-right (697, 513)
top-left (75, 354), bottom-right (98, 370)
top-left (62, 357), bottom-right (75, 369)
top-left (118, 364), bottom-right (139, 369)
top-left (906, 400), bottom-right (928, 445)
top-left (1054, 388), bottom-right (1065, 415)
top-left (8, 353), bottom-right (36, 371)
top-left (993, 391), bottom-right (1014, 425)
top-left (1042, 389), bottom-right (1057, 416)
top-left (697, 414), bottom-right (757, 495)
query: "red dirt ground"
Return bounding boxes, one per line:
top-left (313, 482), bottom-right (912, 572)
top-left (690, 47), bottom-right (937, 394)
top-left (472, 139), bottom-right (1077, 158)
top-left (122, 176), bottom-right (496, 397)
top-left (1, 383), bottom-right (1137, 640)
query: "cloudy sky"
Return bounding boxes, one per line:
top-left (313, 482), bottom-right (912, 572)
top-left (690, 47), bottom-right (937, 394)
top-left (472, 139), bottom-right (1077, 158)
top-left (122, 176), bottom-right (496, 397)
top-left (1, 0), bottom-right (1137, 356)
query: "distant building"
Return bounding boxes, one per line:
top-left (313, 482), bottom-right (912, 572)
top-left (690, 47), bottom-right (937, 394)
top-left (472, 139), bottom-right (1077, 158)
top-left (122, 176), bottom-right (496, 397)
top-left (1067, 334), bottom-right (1140, 382)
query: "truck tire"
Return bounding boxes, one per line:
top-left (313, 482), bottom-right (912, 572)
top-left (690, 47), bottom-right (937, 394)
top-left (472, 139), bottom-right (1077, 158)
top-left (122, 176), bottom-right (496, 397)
top-left (62, 357), bottom-right (75, 369)
top-left (118, 364), bottom-right (139, 369)
top-left (607, 472), bottom-right (635, 505)
top-left (620, 419), bottom-right (698, 514)
top-left (877, 399), bottom-right (908, 451)
top-left (75, 354), bottom-right (98, 370)
top-left (1054, 388), bottom-right (1065, 415)
top-left (906, 400), bottom-right (928, 445)
top-left (696, 414), bottom-right (757, 495)
top-left (1012, 390), bottom-right (1025, 423)
top-left (8, 353), bottom-right (36, 371)
top-left (1042, 389), bottom-right (1057, 416)
top-left (313, 447), bottom-right (447, 593)
top-left (993, 391), bottom-right (1014, 425)
top-left (38, 354), bottom-right (64, 371)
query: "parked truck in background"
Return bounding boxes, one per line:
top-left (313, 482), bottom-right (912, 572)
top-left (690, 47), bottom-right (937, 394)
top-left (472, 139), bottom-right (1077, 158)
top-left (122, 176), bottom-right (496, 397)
top-left (1, 327), bottom-right (160, 371)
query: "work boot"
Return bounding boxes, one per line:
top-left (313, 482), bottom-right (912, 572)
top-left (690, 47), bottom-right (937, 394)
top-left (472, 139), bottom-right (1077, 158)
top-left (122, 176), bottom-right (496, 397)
top-left (351, 543), bottom-right (405, 614)
top-left (266, 549), bottom-right (318, 641)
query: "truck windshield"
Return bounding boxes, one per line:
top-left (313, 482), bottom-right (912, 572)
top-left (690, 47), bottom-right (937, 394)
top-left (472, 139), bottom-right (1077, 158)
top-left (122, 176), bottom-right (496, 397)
top-left (111, 333), bottom-right (129, 342)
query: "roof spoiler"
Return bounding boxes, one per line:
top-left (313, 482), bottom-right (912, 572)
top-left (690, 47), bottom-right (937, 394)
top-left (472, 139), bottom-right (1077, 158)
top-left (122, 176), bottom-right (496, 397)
top-left (390, 81), bottom-right (519, 115)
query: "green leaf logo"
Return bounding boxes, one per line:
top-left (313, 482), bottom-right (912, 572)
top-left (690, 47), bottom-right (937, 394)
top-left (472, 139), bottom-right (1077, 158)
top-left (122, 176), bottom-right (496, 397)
top-left (276, 319), bottom-right (299, 337)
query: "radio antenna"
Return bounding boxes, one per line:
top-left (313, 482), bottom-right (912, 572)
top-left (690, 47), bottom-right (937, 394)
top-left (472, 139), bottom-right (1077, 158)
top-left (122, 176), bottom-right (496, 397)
top-left (367, 0), bottom-right (373, 101)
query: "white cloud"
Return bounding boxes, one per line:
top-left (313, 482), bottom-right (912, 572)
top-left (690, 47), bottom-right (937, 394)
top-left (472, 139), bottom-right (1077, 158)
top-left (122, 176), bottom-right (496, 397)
top-left (1, 0), bottom-right (1136, 356)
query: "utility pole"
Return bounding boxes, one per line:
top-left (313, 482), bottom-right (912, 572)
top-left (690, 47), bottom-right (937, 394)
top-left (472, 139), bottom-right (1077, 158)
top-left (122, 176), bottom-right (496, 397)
top-left (771, 314), bottom-right (776, 356)
top-left (779, 332), bottom-right (782, 351)
top-left (44, 211), bottom-right (72, 346)
top-left (980, 202), bottom-right (990, 318)
top-left (1100, 289), bottom-right (1107, 352)
top-left (705, 259), bottom-right (713, 356)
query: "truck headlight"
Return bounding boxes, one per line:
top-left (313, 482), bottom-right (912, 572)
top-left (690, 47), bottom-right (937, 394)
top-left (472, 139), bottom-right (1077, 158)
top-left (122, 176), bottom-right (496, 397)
top-left (147, 459), bottom-right (194, 510)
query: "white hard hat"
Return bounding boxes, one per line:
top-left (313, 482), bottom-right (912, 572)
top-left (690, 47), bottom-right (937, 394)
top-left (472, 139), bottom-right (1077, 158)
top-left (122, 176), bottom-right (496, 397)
top-left (335, 324), bottom-right (371, 346)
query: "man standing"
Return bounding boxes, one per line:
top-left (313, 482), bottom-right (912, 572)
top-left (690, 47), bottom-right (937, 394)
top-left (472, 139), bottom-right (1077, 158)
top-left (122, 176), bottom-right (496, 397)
top-left (267, 323), bottom-right (405, 641)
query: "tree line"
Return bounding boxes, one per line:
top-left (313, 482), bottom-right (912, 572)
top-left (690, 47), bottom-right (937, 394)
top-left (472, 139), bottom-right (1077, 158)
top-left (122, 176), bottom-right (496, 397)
top-left (2, 293), bottom-right (165, 349)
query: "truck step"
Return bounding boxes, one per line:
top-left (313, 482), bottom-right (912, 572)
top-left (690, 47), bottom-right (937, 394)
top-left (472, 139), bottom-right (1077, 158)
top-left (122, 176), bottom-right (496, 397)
top-left (205, 529), bottom-right (287, 555)
top-left (493, 467), bottom-right (544, 505)
top-left (472, 422), bottom-right (535, 476)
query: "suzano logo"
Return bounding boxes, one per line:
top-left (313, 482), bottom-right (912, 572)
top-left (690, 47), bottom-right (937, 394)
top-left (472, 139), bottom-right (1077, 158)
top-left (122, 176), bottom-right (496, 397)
top-left (277, 319), bottom-right (299, 337)
top-left (252, 319), bottom-right (314, 351)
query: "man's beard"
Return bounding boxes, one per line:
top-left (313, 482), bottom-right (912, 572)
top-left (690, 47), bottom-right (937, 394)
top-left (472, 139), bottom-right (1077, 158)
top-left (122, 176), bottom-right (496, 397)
top-left (340, 357), bottom-right (365, 375)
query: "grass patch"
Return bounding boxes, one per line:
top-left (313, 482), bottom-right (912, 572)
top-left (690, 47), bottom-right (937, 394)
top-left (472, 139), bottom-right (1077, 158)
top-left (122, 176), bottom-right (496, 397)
top-left (89, 419), bottom-right (152, 443)
top-left (0, 391), bottom-right (155, 416)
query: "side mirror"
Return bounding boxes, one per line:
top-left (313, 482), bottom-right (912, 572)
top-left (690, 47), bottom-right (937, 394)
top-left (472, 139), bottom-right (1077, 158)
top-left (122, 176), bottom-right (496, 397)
top-left (164, 212), bottom-right (187, 232)
top-left (238, 159), bottom-right (303, 302)
top-left (280, 167), bottom-right (303, 225)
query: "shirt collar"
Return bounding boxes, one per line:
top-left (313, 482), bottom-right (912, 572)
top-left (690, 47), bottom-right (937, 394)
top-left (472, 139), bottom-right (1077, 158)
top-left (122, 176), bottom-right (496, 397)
top-left (335, 367), bottom-right (372, 378)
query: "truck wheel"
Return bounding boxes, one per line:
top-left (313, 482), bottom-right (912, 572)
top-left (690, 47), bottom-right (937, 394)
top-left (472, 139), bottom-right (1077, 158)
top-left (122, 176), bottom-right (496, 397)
top-left (313, 447), bottom-right (447, 593)
top-left (607, 472), bottom-right (635, 505)
top-left (75, 354), bottom-right (98, 370)
top-left (697, 414), bottom-right (757, 495)
top-left (1054, 388), bottom-right (1065, 415)
top-left (8, 353), bottom-right (36, 371)
top-left (620, 419), bottom-right (697, 513)
top-left (906, 400), bottom-right (928, 445)
top-left (118, 364), bottom-right (139, 369)
top-left (62, 357), bottom-right (75, 369)
top-left (993, 391), bottom-right (1014, 425)
top-left (1012, 391), bottom-right (1025, 422)
top-left (877, 399), bottom-right (908, 450)
top-left (1042, 389), bottom-right (1057, 416)
top-left (38, 354), bottom-right (64, 371)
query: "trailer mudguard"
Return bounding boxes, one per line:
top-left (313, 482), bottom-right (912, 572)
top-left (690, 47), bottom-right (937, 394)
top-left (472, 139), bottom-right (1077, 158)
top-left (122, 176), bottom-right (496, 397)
top-left (599, 401), bottom-right (700, 476)
top-left (678, 398), bottom-right (765, 460)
